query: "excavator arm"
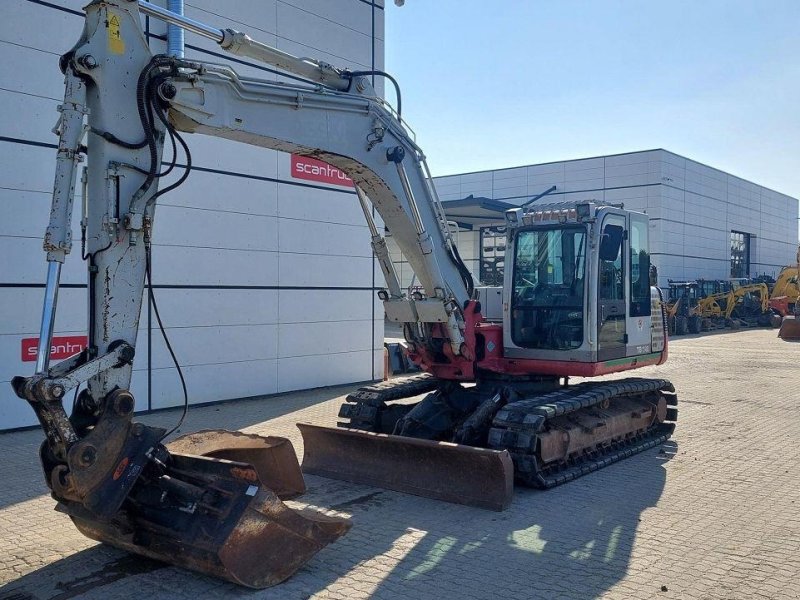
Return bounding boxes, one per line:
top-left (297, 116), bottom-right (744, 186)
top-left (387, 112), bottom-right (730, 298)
top-left (163, 59), bottom-right (474, 351)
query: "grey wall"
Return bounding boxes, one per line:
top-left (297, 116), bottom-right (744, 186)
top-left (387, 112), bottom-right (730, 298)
top-left (1, 0), bottom-right (386, 430)
top-left (432, 149), bottom-right (799, 287)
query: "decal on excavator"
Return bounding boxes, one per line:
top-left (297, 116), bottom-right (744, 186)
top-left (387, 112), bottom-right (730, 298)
top-left (108, 13), bottom-right (125, 55)
top-left (291, 154), bottom-right (354, 187)
top-left (112, 457), bottom-right (129, 481)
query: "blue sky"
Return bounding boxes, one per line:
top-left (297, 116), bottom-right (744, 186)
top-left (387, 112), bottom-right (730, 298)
top-left (385, 1), bottom-right (800, 200)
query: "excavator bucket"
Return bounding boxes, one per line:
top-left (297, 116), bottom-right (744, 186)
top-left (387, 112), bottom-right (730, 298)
top-left (298, 423), bottom-right (514, 511)
top-left (778, 316), bottom-right (800, 341)
top-left (59, 430), bottom-right (350, 589)
top-left (167, 429), bottom-right (307, 499)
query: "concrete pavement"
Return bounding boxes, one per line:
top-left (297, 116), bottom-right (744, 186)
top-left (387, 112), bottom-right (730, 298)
top-left (1, 328), bottom-right (799, 599)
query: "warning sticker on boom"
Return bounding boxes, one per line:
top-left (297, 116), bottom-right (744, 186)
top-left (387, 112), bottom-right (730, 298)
top-left (108, 12), bottom-right (125, 55)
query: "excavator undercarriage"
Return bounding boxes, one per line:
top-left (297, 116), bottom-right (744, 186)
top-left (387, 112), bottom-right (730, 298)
top-left (300, 374), bottom-right (678, 510)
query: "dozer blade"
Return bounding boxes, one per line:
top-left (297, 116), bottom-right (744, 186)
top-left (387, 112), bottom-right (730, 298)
top-left (168, 429), bottom-right (306, 499)
top-left (298, 423), bottom-right (514, 511)
top-left (61, 433), bottom-right (350, 588)
top-left (779, 316), bottom-right (800, 340)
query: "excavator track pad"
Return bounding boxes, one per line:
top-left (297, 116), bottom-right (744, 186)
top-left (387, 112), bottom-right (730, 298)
top-left (59, 430), bottom-right (349, 589)
top-left (298, 423), bottom-right (514, 511)
top-left (489, 378), bottom-right (677, 488)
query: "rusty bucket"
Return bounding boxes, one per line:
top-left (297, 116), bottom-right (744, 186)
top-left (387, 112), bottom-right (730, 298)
top-left (779, 316), bottom-right (800, 341)
top-left (168, 429), bottom-right (307, 499)
top-left (298, 423), bottom-right (514, 511)
top-left (61, 430), bottom-right (350, 588)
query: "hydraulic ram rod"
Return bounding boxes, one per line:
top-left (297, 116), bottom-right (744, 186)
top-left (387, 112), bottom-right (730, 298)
top-left (137, 0), bottom-right (351, 90)
top-left (36, 262), bottom-right (62, 373)
top-left (138, 0), bottom-right (223, 41)
top-left (36, 70), bottom-right (88, 374)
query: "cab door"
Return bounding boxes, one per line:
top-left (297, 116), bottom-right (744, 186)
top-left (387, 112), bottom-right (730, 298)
top-left (597, 213), bottom-right (626, 360)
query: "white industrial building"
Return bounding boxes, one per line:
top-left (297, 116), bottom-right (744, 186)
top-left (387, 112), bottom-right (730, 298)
top-left (388, 149), bottom-right (798, 290)
top-left (4, 5), bottom-right (798, 434)
top-left (1, 0), bottom-right (386, 430)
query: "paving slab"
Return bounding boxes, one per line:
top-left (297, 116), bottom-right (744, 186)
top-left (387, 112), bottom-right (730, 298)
top-left (1, 329), bottom-right (799, 600)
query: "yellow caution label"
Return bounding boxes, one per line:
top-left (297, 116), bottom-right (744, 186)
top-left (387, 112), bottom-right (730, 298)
top-left (108, 12), bottom-right (125, 55)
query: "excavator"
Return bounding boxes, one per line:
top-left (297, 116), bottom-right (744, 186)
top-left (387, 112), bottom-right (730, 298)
top-left (724, 282), bottom-right (776, 328)
top-left (11, 0), bottom-right (678, 589)
top-left (776, 246), bottom-right (800, 340)
top-left (771, 264), bottom-right (799, 316)
top-left (695, 279), bottom-right (734, 330)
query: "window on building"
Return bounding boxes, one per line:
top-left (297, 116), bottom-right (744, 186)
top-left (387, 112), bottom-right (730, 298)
top-left (730, 231), bottom-right (751, 278)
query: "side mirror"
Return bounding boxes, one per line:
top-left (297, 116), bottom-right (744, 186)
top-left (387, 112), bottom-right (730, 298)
top-left (599, 225), bottom-right (624, 262)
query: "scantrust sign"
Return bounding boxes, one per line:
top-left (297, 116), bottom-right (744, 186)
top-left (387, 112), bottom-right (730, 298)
top-left (291, 154), bottom-right (354, 188)
top-left (21, 336), bottom-right (88, 362)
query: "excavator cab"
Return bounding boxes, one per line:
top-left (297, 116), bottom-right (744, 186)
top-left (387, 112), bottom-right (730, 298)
top-left (508, 225), bottom-right (587, 350)
top-left (503, 202), bottom-right (662, 365)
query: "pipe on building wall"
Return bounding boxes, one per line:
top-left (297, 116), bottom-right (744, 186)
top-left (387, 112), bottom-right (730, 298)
top-left (167, 0), bottom-right (185, 58)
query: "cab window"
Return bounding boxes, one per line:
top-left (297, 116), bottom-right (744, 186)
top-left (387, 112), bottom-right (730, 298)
top-left (511, 226), bottom-right (586, 350)
top-left (629, 217), bottom-right (651, 317)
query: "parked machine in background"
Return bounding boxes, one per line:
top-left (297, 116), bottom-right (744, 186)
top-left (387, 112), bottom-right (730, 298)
top-left (665, 277), bottom-right (784, 335)
top-left (11, 0), bottom-right (677, 588)
top-left (665, 281), bottom-right (702, 335)
top-left (697, 279), bottom-right (734, 298)
top-left (771, 266), bottom-right (799, 309)
top-left (777, 247), bottom-right (800, 340)
top-left (693, 291), bottom-right (731, 331)
top-left (725, 283), bottom-right (778, 328)
top-left (770, 252), bottom-right (799, 317)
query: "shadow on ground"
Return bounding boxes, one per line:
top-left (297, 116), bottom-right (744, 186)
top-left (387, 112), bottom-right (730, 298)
top-left (139, 382), bottom-right (363, 438)
top-left (333, 443), bottom-right (675, 600)
top-left (0, 383), bottom-right (356, 512)
top-left (0, 551), bottom-right (165, 600)
top-left (0, 442), bottom-right (676, 600)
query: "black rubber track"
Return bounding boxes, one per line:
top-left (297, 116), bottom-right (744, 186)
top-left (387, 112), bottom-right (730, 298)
top-left (338, 375), bottom-right (677, 489)
top-left (488, 378), bottom-right (677, 488)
